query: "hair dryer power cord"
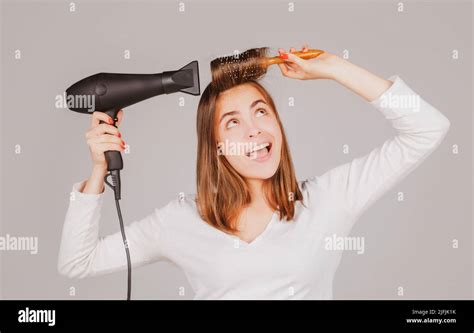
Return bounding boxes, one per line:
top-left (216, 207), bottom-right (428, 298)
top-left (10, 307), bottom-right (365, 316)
top-left (104, 170), bottom-right (131, 301)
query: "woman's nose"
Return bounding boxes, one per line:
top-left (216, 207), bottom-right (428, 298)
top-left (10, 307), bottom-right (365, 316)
top-left (248, 128), bottom-right (262, 138)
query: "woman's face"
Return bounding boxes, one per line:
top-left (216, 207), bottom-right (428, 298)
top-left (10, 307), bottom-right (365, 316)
top-left (215, 83), bottom-right (282, 180)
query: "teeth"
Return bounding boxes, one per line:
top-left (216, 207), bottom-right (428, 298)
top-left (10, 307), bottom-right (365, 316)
top-left (254, 142), bottom-right (270, 151)
top-left (246, 142), bottom-right (270, 157)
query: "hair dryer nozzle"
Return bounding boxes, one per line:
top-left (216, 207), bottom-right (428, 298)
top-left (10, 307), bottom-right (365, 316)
top-left (176, 60), bottom-right (200, 96)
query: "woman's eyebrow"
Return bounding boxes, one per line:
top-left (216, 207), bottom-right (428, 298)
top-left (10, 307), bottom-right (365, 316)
top-left (219, 110), bottom-right (240, 124)
top-left (219, 99), bottom-right (267, 124)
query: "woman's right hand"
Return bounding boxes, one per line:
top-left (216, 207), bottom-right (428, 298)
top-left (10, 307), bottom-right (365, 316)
top-left (277, 44), bottom-right (342, 81)
top-left (85, 110), bottom-right (125, 171)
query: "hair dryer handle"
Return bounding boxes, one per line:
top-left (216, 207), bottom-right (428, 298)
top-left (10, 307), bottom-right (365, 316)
top-left (99, 109), bottom-right (123, 172)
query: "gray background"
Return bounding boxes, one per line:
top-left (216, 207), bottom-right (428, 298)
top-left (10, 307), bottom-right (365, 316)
top-left (0, 0), bottom-right (472, 299)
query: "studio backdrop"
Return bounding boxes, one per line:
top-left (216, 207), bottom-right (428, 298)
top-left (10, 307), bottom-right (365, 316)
top-left (0, 0), bottom-right (472, 299)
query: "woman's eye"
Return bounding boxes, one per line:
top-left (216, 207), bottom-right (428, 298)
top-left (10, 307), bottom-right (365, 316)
top-left (226, 119), bottom-right (238, 129)
top-left (225, 109), bottom-right (267, 129)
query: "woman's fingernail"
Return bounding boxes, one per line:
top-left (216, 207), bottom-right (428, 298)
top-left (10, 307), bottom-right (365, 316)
top-left (279, 53), bottom-right (288, 59)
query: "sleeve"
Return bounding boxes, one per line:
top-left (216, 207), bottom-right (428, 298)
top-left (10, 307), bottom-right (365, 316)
top-left (57, 179), bottom-right (170, 279)
top-left (315, 75), bottom-right (450, 222)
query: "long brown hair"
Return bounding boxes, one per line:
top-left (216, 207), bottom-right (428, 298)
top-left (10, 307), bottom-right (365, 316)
top-left (196, 48), bottom-right (305, 235)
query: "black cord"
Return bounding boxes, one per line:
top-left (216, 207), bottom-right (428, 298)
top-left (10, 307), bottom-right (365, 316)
top-left (104, 170), bottom-right (131, 301)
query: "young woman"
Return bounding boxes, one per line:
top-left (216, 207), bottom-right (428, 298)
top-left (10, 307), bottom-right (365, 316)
top-left (58, 45), bottom-right (451, 300)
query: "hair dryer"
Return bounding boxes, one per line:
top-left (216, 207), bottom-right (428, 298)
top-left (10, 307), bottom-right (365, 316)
top-left (65, 60), bottom-right (200, 300)
top-left (66, 60), bottom-right (200, 201)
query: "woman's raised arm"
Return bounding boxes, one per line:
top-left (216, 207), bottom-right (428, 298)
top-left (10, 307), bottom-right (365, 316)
top-left (278, 46), bottom-right (450, 227)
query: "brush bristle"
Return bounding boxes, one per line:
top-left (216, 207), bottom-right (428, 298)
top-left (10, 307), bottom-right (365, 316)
top-left (210, 47), bottom-right (269, 91)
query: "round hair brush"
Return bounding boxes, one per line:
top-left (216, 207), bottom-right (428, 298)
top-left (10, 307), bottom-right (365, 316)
top-left (210, 47), bottom-right (324, 90)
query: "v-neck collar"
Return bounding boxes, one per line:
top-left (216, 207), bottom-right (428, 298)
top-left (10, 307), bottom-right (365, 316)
top-left (201, 209), bottom-right (279, 248)
top-left (237, 210), bottom-right (278, 247)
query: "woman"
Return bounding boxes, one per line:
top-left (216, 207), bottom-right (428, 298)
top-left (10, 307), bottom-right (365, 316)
top-left (58, 45), bottom-right (450, 299)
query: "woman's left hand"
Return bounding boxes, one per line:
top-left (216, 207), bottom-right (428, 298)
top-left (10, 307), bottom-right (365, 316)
top-left (277, 44), bottom-right (342, 80)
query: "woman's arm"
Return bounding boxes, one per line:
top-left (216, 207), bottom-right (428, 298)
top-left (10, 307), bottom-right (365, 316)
top-left (330, 57), bottom-right (393, 102)
top-left (278, 46), bottom-right (450, 227)
top-left (317, 75), bottom-right (449, 221)
top-left (81, 166), bottom-right (107, 194)
top-left (58, 181), bottom-right (171, 278)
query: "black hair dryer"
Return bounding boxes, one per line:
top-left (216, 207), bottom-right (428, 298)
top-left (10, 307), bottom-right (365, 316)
top-left (65, 60), bottom-right (200, 200)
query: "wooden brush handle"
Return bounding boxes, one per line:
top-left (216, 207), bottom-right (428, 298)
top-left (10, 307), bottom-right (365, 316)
top-left (266, 49), bottom-right (325, 66)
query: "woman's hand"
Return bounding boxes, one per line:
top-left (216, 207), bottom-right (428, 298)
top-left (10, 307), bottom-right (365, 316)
top-left (277, 44), bottom-right (342, 80)
top-left (277, 44), bottom-right (392, 101)
top-left (80, 110), bottom-right (126, 195)
top-left (85, 110), bottom-right (125, 171)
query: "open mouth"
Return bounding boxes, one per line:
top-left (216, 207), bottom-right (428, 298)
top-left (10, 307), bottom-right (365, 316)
top-left (245, 142), bottom-right (272, 160)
